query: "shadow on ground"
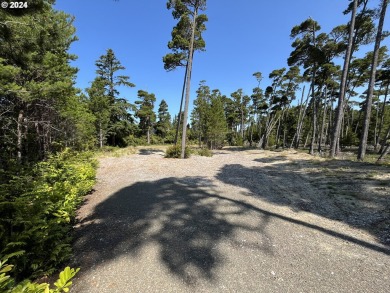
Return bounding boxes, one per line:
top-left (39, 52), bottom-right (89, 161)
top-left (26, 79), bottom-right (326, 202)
top-left (216, 157), bottom-right (390, 249)
top-left (137, 148), bottom-right (165, 155)
top-left (73, 177), bottom-right (272, 285)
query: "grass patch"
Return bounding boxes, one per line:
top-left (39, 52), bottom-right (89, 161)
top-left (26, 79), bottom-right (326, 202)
top-left (96, 146), bottom-right (137, 157)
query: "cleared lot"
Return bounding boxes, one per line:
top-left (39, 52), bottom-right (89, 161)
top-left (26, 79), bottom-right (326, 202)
top-left (70, 148), bottom-right (390, 292)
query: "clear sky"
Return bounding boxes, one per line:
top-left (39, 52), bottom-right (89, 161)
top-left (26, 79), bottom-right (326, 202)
top-left (54, 0), bottom-right (389, 116)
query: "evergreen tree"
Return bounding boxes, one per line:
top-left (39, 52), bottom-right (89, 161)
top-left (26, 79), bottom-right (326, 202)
top-left (165, 0), bottom-right (208, 158)
top-left (87, 78), bottom-right (110, 148)
top-left (135, 90), bottom-right (157, 144)
top-left (92, 49), bottom-right (136, 146)
top-left (288, 18), bottom-right (324, 154)
top-left (0, 3), bottom-right (92, 162)
top-left (164, 0), bottom-right (208, 146)
top-left (192, 82), bottom-right (227, 149)
top-left (156, 99), bottom-right (172, 140)
top-left (358, 0), bottom-right (388, 160)
top-left (208, 89), bottom-right (228, 149)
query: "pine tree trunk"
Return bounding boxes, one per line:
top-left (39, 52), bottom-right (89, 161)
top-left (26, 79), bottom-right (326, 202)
top-left (181, 9), bottom-right (197, 158)
top-left (377, 143), bottom-right (390, 162)
top-left (240, 106), bottom-right (244, 139)
top-left (379, 125), bottom-right (390, 154)
top-left (276, 115), bottom-right (281, 147)
top-left (377, 82), bottom-right (388, 149)
top-left (318, 87), bottom-right (328, 152)
top-left (331, 0), bottom-right (357, 157)
top-left (17, 110), bottom-right (23, 161)
top-left (174, 63), bottom-right (188, 145)
top-left (358, 0), bottom-right (388, 160)
top-left (99, 121), bottom-right (103, 148)
top-left (297, 87), bottom-right (311, 148)
top-left (374, 101), bottom-right (380, 149)
top-left (309, 79), bottom-right (317, 155)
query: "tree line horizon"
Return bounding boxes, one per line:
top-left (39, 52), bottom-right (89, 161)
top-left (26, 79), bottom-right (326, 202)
top-left (1, 0), bottom-right (389, 164)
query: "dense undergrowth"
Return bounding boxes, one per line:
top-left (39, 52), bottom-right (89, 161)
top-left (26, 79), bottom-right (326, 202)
top-left (0, 149), bottom-right (97, 290)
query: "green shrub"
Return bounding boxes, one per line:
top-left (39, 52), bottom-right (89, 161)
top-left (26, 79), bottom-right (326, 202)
top-left (197, 148), bottom-right (213, 157)
top-left (125, 135), bottom-right (147, 146)
top-left (165, 145), bottom-right (191, 158)
top-left (0, 149), bottom-right (97, 280)
top-left (0, 256), bottom-right (79, 293)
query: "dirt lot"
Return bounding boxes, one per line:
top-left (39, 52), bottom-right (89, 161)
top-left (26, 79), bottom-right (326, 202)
top-left (70, 147), bottom-right (390, 292)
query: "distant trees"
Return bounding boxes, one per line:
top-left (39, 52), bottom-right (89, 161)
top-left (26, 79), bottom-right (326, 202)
top-left (135, 90), bottom-right (156, 145)
top-left (156, 100), bottom-right (172, 140)
top-left (191, 81), bottom-right (226, 149)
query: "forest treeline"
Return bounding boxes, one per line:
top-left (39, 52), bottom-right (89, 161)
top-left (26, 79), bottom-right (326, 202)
top-left (0, 0), bottom-right (389, 290)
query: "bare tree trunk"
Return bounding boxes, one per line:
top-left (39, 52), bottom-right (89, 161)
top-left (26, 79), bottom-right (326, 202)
top-left (309, 80), bottom-right (317, 155)
top-left (240, 105), bottom-right (244, 139)
top-left (318, 87), bottom-right (328, 152)
top-left (379, 125), bottom-right (390, 154)
top-left (99, 121), bottom-right (103, 148)
top-left (377, 143), bottom-right (390, 162)
top-left (290, 86), bottom-right (307, 149)
top-left (181, 8), bottom-right (197, 158)
top-left (358, 0), bottom-right (388, 160)
top-left (377, 82), bottom-right (389, 149)
top-left (354, 110), bottom-right (361, 134)
top-left (17, 110), bottom-right (23, 161)
top-left (374, 101), bottom-right (380, 148)
top-left (304, 124), bottom-right (311, 149)
top-left (276, 114), bottom-right (282, 147)
top-left (174, 63), bottom-right (188, 145)
top-left (250, 122), bottom-right (254, 146)
top-left (331, 0), bottom-right (357, 157)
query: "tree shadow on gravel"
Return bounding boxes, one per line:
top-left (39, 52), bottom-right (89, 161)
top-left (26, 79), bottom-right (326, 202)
top-left (72, 177), bottom-right (272, 285)
top-left (137, 148), bottom-right (165, 155)
top-left (216, 158), bottom-right (390, 251)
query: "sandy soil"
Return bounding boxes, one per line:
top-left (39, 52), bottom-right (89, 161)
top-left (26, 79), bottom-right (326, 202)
top-left (70, 147), bottom-right (390, 293)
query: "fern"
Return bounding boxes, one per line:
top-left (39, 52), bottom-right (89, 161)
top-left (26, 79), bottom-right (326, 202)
top-left (0, 149), bottom-right (96, 281)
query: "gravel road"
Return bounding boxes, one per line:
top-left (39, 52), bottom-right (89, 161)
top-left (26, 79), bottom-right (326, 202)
top-left (70, 148), bottom-right (390, 293)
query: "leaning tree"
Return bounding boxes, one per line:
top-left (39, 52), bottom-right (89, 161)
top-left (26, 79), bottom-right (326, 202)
top-left (164, 0), bottom-right (207, 158)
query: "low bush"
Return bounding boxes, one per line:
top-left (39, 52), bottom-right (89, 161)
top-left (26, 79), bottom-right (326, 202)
top-left (165, 145), bottom-right (191, 158)
top-left (0, 149), bottom-right (97, 281)
top-left (197, 148), bottom-right (213, 157)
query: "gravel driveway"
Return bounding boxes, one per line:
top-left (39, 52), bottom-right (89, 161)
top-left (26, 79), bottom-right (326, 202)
top-left (70, 148), bottom-right (390, 293)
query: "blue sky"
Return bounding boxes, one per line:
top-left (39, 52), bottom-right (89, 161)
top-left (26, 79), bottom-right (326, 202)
top-left (54, 0), bottom-right (389, 116)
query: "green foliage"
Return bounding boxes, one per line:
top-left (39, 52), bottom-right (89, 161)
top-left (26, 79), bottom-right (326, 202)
top-left (155, 100), bottom-right (172, 139)
top-left (341, 130), bottom-right (359, 147)
top-left (89, 49), bottom-right (136, 147)
top-left (135, 90), bottom-right (157, 144)
top-left (196, 148), bottom-right (213, 157)
top-left (191, 82), bottom-right (227, 149)
top-left (0, 257), bottom-right (79, 293)
top-left (0, 149), bottom-right (96, 280)
top-left (0, 4), bottom-right (93, 161)
top-left (163, 1), bottom-right (208, 71)
top-left (165, 145), bottom-right (191, 158)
